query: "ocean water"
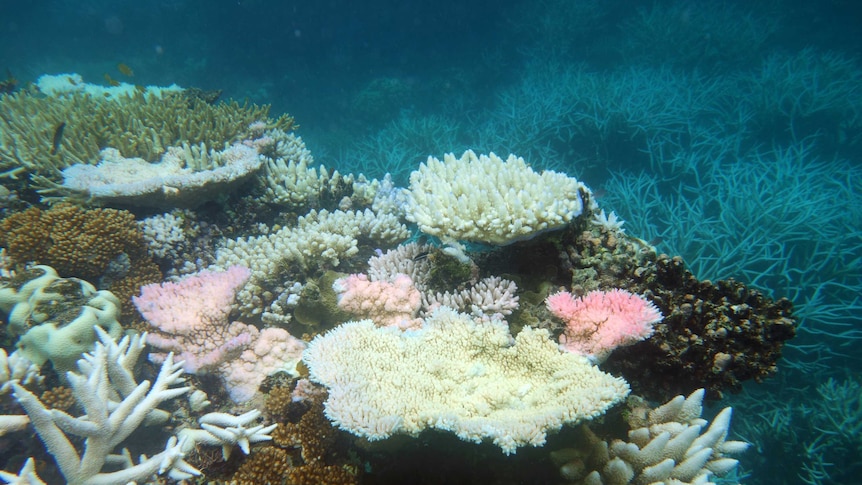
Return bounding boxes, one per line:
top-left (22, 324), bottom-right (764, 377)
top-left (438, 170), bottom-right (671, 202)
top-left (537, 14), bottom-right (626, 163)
top-left (1, 1), bottom-right (860, 484)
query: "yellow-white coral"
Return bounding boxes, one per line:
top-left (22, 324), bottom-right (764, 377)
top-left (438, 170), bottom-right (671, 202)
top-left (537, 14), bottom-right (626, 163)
top-left (405, 150), bottom-right (590, 245)
top-left (303, 307), bottom-right (630, 454)
top-left (258, 131), bottom-right (363, 208)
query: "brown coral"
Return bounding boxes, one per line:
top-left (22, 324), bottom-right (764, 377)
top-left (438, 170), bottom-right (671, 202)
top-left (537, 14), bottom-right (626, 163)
top-left (0, 204), bottom-right (142, 280)
top-left (231, 381), bottom-right (360, 485)
top-left (532, 224), bottom-right (796, 402)
top-left (39, 386), bottom-right (74, 412)
top-left (604, 254), bottom-right (796, 401)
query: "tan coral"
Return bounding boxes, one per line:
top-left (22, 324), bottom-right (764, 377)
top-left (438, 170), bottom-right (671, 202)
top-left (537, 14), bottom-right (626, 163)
top-left (0, 86), bottom-right (294, 193)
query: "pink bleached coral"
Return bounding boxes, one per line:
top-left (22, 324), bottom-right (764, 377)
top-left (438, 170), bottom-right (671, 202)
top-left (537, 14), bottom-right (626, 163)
top-left (220, 327), bottom-right (306, 403)
top-left (134, 266), bottom-right (306, 403)
top-left (547, 289), bottom-right (662, 362)
top-left (133, 265), bottom-right (253, 373)
top-left (334, 273), bottom-right (423, 329)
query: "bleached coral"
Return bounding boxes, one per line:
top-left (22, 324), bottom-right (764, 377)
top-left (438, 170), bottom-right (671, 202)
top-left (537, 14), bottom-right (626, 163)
top-left (557, 389), bottom-right (749, 485)
top-left (0, 265), bottom-right (124, 372)
top-left (213, 208), bottom-right (408, 319)
top-left (0, 348), bottom-right (43, 394)
top-left (60, 142), bottom-right (261, 208)
top-left (334, 273), bottom-right (423, 329)
top-left (405, 150), bottom-right (590, 245)
top-left (366, 242), bottom-right (434, 289)
top-left (303, 307), bottom-right (629, 454)
top-left (3, 327), bottom-right (199, 484)
top-left (138, 210), bottom-right (199, 261)
top-left (218, 327), bottom-right (306, 403)
top-left (178, 409), bottom-right (277, 460)
top-left (423, 276), bottom-right (520, 322)
top-left (592, 209), bottom-right (626, 234)
top-left (36, 73), bottom-right (183, 100)
top-left (257, 131), bottom-right (361, 209)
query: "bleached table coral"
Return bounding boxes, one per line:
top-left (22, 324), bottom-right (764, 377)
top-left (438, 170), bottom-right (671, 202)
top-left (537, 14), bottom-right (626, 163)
top-left (303, 307), bottom-right (629, 454)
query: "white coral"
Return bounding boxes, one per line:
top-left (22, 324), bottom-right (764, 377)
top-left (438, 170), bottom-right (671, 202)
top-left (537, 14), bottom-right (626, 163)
top-left (178, 409), bottom-right (277, 460)
top-left (561, 389), bottom-right (749, 485)
top-left (2, 327), bottom-right (198, 485)
top-left (405, 150), bottom-right (589, 245)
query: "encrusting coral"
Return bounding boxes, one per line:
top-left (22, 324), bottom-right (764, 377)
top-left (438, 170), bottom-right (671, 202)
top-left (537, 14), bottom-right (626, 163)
top-left (0, 265), bottom-right (124, 372)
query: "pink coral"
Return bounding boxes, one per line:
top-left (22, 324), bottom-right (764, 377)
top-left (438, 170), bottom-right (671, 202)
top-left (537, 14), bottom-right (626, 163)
top-left (133, 265), bottom-right (253, 373)
top-left (134, 266), bottom-right (306, 403)
top-left (547, 289), bottom-right (662, 362)
top-left (334, 273), bottom-right (422, 329)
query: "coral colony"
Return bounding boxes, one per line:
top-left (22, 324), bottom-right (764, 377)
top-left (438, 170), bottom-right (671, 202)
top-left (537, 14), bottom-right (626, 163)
top-left (0, 74), bottom-right (796, 484)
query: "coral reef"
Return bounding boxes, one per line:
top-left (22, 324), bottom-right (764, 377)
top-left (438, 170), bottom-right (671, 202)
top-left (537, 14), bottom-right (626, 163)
top-left (212, 208), bottom-right (408, 321)
top-left (606, 254), bottom-right (796, 400)
top-left (554, 223), bottom-right (795, 401)
top-left (134, 266), bottom-right (305, 403)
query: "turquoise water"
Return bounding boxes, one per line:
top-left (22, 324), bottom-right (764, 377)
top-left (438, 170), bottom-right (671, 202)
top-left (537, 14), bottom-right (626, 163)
top-left (1, 1), bottom-right (860, 484)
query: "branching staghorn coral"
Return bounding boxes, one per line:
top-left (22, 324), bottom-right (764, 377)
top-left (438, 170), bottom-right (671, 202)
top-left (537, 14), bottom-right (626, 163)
top-left (3, 327), bottom-right (199, 485)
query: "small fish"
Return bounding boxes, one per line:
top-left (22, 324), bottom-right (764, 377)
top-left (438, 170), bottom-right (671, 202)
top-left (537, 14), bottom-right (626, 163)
top-left (50, 122), bottom-right (66, 155)
top-left (117, 62), bottom-right (134, 77)
top-left (412, 251), bottom-right (431, 262)
top-left (103, 73), bottom-right (120, 87)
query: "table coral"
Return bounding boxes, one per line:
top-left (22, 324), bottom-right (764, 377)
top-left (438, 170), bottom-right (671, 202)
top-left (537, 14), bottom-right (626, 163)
top-left (303, 307), bottom-right (629, 454)
top-left (0, 83), bottom-right (294, 195)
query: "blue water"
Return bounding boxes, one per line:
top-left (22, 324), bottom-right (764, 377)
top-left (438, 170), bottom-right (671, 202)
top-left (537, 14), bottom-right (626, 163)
top-left (2, 1), bottom-right (861, 484)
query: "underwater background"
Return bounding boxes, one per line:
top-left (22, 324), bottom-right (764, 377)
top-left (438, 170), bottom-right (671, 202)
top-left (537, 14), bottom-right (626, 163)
top-left (1, 0), bottom-right (861, 484)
